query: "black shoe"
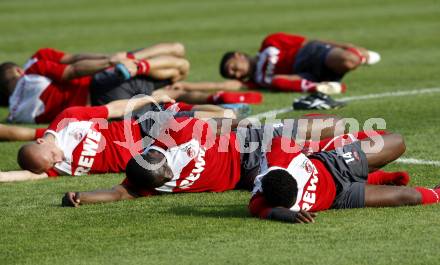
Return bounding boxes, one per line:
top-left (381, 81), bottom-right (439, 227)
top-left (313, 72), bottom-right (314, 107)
top-left (292, 92), bottom-right (346, 110)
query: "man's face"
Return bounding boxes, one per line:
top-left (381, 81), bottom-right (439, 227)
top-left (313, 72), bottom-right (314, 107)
top-left (3, 66), bottom-right (23, 94)
top-left (224, 53), bottom-right (251, 80)
top-left (35, 138), bottom-right (65, 172)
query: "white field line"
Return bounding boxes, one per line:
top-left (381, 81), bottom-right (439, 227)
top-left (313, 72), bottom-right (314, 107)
top-left (248, 87), bottom-right (440, 120)
top-left (248, 87), bottom-right (440, 167)
top-left (396, 158), bottom-right (440, 167)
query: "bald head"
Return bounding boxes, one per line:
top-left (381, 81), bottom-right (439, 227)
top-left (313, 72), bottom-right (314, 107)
top-left (17, 143), bottom-right (49, 174)
top-left (17, 137), bottom-right (65, 174)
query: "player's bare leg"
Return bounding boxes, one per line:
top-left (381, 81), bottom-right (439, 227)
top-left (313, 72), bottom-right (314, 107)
top-left (358, 133), bottom-right (406, 172)
top-left (296, 114), bottom-right (346, 140)
top-left (131, 42), bottom-right (186, 59)
top-left (325, 47), bottom-right (362, 74)
top-left (148, 56), bottom-right (190, 82)
top-left (364, 185), bottom-right (422, 207)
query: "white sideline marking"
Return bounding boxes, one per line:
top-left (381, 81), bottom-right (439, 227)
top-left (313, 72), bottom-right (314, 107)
top-left (248, 87), bottom-right (440, 167)
top-left (396, 158), bottom-right (440, 167)
top-left (248, 87), bottom-right (440, 120)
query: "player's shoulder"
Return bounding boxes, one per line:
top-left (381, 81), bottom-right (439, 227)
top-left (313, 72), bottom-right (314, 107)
top-left (31, 48), bottom-right (65, 61)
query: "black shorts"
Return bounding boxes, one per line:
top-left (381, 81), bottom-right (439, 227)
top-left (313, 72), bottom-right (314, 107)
top-left (294, 40), bottom-right (344, 82)
top-left (89, 69), bottom-right (171, 106)
top-left (309, 141), bottom-right (369, 209)
top-left (134, 107), bottom-right (196, 150)
top-left (234, 122), bottom-right (297, 190)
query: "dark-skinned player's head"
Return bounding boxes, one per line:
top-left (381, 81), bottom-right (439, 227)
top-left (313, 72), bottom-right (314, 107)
top-left (219, 51), bottom-right (252, 81)
top-left (0, 62), bottom-right (22, 106)
top-left (261, 169), bottom-right (298, 208)
top-left (125, 150), bottom-right (173, 190)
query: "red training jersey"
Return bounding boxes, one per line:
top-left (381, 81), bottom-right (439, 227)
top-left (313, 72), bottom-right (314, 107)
top-left (8, 48), bottom-right (91, 123)
top-left (249, 137), bottom-right (336, 218)
top-left (45, 106), bottom-right (142, 177)
top-left (250, 33), bottom-right (307, 88)
top-left (122, 117), bottom-right (241, 196)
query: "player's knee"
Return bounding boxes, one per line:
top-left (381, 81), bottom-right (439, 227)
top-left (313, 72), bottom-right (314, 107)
top-left (391, 133), bottom-right (406, 156)
top-left (170, 42), bottom-right (185, 57)
top-left (178, 59), bottom-right (190, 75)
top-left (341, 52), bottom-right (361, 71)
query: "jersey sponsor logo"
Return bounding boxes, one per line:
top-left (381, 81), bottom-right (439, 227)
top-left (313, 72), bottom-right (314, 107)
top-left (256, 47), bottom-right (279, 85)
top-left (301, 161), bottom-right (319, 211)
top-left (179, 147), bottom-right (206, 189)
top-left (70, 128), bottom-right (85, 141)
top-left (73, 130), bottom-right (102, 175)
top-left (185, 146), bottom-right (196, 159)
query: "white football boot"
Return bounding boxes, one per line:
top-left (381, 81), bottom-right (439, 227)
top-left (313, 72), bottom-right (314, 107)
top-left (315, 82), bottom-right (346, 95)
top-left (366, 50), bottom-right (381, 65)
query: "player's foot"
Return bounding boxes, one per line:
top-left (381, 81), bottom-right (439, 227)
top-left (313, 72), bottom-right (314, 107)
top-left (219, 103), bottom-right (251, 118)
top-left (366, 50), bottom-right (381, 65)
top-left (315, 82), bottom-right (346, 95)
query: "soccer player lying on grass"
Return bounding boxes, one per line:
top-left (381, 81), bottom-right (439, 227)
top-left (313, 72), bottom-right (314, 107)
top-left (248, 133), bottom-right (438, 224)
top-left (0, 101), bottom-right (239, 142)
top-left (0, 94), bottom-right (245, 182)
top-left (167, 32), bottom-right (380, 95)
top-left (0, 44), bottom-right (263, 123)
top-left (60, 116), bottom-right (408, 207)
top-left (0, 43), bottom-right (190, 123)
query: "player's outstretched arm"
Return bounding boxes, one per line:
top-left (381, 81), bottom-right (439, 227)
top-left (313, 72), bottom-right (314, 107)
top-left (249, 194), bottom-right (316, 224)
top-left (59, 52), bottom-right (110, 65)
top-left (105, 94), bottom-right (175, 119)
top-left (61, 184), bottom-right (137, 207)
top-left (61, 57), bottom-right (136, 81)
top-left (166, 80), bottom-right (244, 92)
top-left (0, 170), bottom-right (48, 182)
top-left (0, 124), bottom-right (37, 141)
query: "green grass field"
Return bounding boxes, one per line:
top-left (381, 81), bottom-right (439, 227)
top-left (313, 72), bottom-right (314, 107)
top-left (1, 0), bottom-right (440, 264)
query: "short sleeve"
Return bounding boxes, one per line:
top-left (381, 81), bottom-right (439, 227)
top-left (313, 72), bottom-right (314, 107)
top-left (34, 128), bottom-right (47, 139)
top-left (46, 168), bottom-right (60, 177)
top-left (248, 193), bottom-right (272, 219)
top-left (154, 117), bottom-right (215, 150)
top-left (32, 48), bottom-right (65, 62)
top-left (121, 177), bottom-right (158, 197)
top-left (25, 60), bottom-right (67, 82)
top-left (48, 106), bottom-right (109, 132)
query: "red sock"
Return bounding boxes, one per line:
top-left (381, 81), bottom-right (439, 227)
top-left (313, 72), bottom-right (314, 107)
top-left (346, 47), bottom-right (366, 64)
top-left (136, 59), bottom-right (150, 76)
top-left (415, 187), bottom-right (440, 204)
top-left (367, 170), bottom-right (410, 186)
top-left (126, 52), bottom-right (135, 59)
top-left (271, 77), bottom-right (317, 93)
top-left (207, 91), bottom-right (262, 104)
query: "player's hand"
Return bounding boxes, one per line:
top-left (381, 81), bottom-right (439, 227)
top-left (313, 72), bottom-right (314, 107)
top-left (164, 82), bottom-right (185, 91)
top-left (152, 94), bottom-right (176, 104)
top-left (294, 210), bottom-right (316, 224)
top-left (61, 192), bottom-right (81, 207)
top-left (119, 59), bottom-right (138, 77)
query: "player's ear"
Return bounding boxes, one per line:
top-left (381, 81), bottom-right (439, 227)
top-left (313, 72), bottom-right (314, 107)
top-left (36, 138), bottom-right (45, 144)
top-left (15, 67), bottom-right (24, 76)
